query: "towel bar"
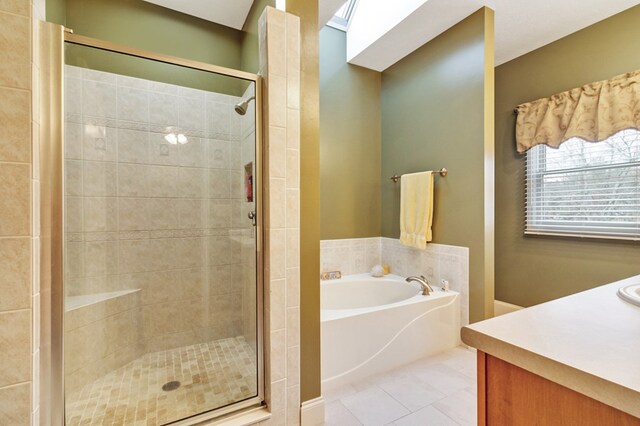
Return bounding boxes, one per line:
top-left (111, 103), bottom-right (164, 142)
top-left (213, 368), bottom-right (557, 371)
top-left (390, 168), bottom-right (447, 183)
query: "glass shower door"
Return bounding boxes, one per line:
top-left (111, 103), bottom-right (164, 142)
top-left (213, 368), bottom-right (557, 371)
top-left (62, 41), bottom-right (261, 425)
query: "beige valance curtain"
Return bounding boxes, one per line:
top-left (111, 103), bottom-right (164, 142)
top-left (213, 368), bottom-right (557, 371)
top-left (515, 70), bottom-right (640, 153)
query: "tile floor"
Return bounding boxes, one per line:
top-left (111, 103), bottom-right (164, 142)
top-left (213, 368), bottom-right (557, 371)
top-left (65, 336), bottom-right (257, 425)
top-left (323, 346), bottom-right (477, 426)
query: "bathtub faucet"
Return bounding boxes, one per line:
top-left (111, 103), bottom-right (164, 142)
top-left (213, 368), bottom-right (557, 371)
top-left (406, 276), bottom-right (434, 296)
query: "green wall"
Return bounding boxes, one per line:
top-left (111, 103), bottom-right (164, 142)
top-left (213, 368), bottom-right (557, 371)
top-left (52, 0), bottom-right (274, 95)
top-left (46, 0), bottom-right (65, 25)
top-left (320, 27), bottom-right (381, 240)
top-left (64, 43), bottom-right (246, 96)
top-left (241, 0), bottom-right (274, 73)
top-left (64, 0), bottom-right (242, 66)
top-left (381, 9), bottom-right (494, 322)
top-left (495, 5), bottom-right (640, 307)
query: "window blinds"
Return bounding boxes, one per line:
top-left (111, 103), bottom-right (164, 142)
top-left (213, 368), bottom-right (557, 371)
top-left (525, 129), bottom-right (640, 240)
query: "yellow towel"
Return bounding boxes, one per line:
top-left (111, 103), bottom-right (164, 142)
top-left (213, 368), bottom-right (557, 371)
top-left (400, 171), bottom-right (434, 249)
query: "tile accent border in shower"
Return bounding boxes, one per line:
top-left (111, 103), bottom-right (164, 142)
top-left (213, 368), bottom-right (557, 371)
top-left (320, 237), bottom-right (470, 327)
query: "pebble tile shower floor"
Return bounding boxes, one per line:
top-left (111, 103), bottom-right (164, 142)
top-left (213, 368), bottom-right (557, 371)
top-left (65, 337), bottom-right (257, 425)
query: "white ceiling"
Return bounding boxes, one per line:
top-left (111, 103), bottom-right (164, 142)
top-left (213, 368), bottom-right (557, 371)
top-left (143, 0), bottom-right (255, 30)
top-left (142, 0), bottom-right (640, 67)
top-left (319, 0), bottom-right (348, 30)
top-left (319, 0), bottom-right (640, 70)
top-left (346, 0), bottom-right (483, 71)
top-left (490, 0), bottom-right (640, 65)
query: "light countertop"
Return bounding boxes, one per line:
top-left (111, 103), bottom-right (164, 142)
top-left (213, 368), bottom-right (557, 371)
top-left (461, 274), bottom-right (640, 418)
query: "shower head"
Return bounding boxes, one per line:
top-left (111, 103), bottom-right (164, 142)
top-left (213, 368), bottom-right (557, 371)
top-left (234, 96), bottom-right (255, 116)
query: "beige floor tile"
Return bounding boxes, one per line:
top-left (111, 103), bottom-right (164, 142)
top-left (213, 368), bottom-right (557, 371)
top-left (65, 336), bottom-right (257, 425)
top-left (378, 373), bottom-right (446, 412)
top-left (324, 400), bottom-right (362, 426)
top-left (438, 347), bottom-right (477, 379)
top-left (323, 383), bottom-right (357, 404)
top-left (329, 346), bottom-right (478, 426)
top-left (412, 363), bottom-right (476, 396)
top-left (432, 388), bottom-right (476, 426)
top-left (341, 387), bottom-right (410, 426)
top-left (393, 405), bottom-right (459, 426)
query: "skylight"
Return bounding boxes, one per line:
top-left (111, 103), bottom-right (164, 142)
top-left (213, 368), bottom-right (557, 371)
top-left (328, 0), bottom-right (358, 31)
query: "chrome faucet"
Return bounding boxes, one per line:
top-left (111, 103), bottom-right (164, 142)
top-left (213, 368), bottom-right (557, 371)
top-left (406, 275), bottom-right (434, 295)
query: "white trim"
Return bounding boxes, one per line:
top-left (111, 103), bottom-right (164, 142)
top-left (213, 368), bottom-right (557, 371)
top-left (301, 397), bottom-right (325, 426)
top-left (178, 406), bottom-right (270, 426)
top-left (326, 18), bottom-right (347, 32)
top-left (494, 300), bottom-right (524, 317)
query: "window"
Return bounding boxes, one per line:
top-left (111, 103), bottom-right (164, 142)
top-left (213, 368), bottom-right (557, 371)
top-left (526, 129), bottom-right (640, 240)
top-left (327, 0), bottom-right (358, 31)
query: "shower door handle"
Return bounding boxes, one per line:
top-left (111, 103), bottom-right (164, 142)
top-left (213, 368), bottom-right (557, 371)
top-left (248, 211), bottom-right (257, 226)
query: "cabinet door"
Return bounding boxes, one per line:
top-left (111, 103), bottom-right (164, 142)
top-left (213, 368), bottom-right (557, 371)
top-left (477, 352), bottom-right (640, 426)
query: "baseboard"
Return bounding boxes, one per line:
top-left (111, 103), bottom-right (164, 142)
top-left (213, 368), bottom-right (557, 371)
top-left (494, 300), bottom-right (524, 316)
top-left (301, 396), bottom-right (325, 426)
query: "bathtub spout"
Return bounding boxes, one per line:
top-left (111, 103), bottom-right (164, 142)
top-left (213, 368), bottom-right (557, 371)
top-left (406, 276), bottom-right (434, 295)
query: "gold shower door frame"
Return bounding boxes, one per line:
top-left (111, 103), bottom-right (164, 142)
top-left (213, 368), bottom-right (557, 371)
top-left (46, 25), bottom-right (265, 426)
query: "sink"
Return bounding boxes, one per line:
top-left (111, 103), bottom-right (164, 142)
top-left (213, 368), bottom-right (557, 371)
top-left (617, 284), bottom-right (640, 307)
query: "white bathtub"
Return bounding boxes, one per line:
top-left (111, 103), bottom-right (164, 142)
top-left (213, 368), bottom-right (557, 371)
top-left (321, 273), bottom-right (460, 391)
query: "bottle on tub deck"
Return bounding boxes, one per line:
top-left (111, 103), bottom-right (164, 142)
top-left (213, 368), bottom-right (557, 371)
top-left (371, 265), bottom-right (385, 277)
top-left (382, 264), bottom-right (391, 275)
top-left (441, 279), bottom-right (450, 291)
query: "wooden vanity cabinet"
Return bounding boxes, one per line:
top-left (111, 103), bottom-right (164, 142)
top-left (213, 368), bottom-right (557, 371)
top-left (476, 351), bottom-right (640, 425)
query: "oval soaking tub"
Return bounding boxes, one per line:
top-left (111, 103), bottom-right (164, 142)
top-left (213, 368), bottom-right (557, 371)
top-left (321, 273), bottom-right (460, 391)
top-left (322, 276), bottom-right (420, 310)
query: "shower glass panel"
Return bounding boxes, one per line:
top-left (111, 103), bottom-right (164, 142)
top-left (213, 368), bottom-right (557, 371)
top-left (63, 42), bottom-right (261, 425)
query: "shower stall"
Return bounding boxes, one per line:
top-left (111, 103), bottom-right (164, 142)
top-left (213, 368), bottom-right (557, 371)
top-left (55, 31), bottom-right (264, 425)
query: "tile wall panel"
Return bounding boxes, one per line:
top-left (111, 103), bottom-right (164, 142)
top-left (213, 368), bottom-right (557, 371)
top-left (261, 6), bottom-right (301, 425)
top-left (0, 0), bottom-right (35, 424)
top-left (0, 382), bottom-right (31, 424)
top-left (62, 64), bottom-right (260, 395)
top-left (0, 237), bottom-right (31, 311)
top-left (0, 87), bottom-right (31, 162)
top-left (320, 237), bottom-right (470, 327)
top-left (320, 238), bottom-right (382, 276)
top-left (0, 10), bottom-right (30, 90)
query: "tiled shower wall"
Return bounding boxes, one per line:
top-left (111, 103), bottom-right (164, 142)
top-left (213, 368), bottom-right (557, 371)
top-left (62, 65), bottom-right (258, 391)
top-left (259, 7), bottom-right (302, 426)
top-left (0, 3), bottom-right (300, 425)
top-left (0, 0), bottom-right (43, 424)
top-left (321, 237), bottom-right (470, 326)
